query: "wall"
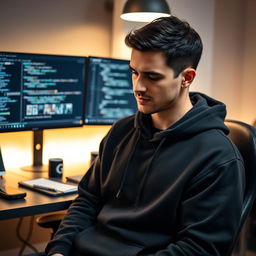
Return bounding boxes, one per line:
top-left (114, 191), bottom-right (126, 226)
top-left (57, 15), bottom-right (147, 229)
top-left (212, 0), bottom-right (256, 124)
top-left (240, 0), bottom-right (256, 124)
top-left (0, 0), bottom-right (112, 56)
top-left (211, 0), bottom-right (245, 121)
top-left (0, 0), bottom-right (113, 254)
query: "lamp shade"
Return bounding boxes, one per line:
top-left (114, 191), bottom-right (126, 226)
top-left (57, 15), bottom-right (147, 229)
top-left (121, 0), bottom-right (171, 22)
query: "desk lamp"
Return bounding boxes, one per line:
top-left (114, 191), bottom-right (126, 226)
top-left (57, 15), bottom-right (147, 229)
top-left (121, 0), bottom-right (171, 22)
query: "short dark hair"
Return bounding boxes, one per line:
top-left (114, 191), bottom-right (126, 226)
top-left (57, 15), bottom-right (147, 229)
top-left (125, 16), bottom-right (203, 77)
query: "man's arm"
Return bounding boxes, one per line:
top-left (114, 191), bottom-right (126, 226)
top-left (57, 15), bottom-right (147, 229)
top-left (45, 120), bottom-right (130, 256)
top-left (45, 147), bottom-right (104, 256)
top-left (151, 158), bottom-right (245, 255)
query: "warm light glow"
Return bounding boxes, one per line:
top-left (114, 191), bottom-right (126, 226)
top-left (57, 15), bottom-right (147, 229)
top-left (120, 12), bottom-right (170, 22)
top-left (0, 126), bottom-right (110, 170)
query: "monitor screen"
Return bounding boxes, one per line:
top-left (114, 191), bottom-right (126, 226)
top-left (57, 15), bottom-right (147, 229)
top-left (0, 52), bottom-right (86, 132)
top-left (84, 56), bottom-right (137, 125)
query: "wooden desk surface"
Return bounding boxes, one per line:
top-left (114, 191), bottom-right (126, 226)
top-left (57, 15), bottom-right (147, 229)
top-left (0, 163), bottom-right (88, 221)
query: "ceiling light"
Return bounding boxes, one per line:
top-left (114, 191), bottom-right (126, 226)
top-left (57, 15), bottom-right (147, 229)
top-left (121, 0), bottom-right (171, 22)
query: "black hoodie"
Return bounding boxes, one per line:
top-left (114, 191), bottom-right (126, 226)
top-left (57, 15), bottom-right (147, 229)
top-left (46, 92), bottom-right (245, 256)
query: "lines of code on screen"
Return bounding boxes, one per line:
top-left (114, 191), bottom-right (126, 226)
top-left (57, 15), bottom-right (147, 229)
top-left (85, 57), bottom-right (137, 124)
top-left (0, 52), bottom-right (85, 131)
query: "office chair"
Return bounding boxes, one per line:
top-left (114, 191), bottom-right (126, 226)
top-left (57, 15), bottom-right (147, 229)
top-left (36, 211), bottom-right (66, 240)
top-left (36, 121), bottom-right (256, 256)
top-left (224, 120), bottom-right (256, 256)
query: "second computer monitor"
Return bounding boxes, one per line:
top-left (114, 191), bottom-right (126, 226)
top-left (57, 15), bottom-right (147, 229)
top-left (84, 56), bottom-right (137, 125)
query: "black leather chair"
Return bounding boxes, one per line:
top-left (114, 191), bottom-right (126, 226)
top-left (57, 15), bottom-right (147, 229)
top-left (225, 120), bottom-right (256, 256)
top-left (36, 120), bottom-right (256, 256)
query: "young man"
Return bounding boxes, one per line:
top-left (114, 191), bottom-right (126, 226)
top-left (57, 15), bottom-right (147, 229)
top-left (46, 16), bottom-right (245, 256)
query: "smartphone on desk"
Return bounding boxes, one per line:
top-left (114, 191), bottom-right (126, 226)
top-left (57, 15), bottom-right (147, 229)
top-left (0, 186), bottom-right (27, 200)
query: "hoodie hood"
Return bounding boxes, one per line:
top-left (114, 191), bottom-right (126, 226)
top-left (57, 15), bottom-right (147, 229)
top-left (134, 92), bottom-right (229, 142)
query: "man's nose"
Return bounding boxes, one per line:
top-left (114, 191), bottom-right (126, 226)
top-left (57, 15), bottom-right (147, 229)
top-left (133, 77), bottom-right (146, 92)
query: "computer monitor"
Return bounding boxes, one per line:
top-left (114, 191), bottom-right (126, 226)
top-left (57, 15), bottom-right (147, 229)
top-left (0, 52), bottom-right (87, 171)
top-left (84, 56), bottom-right (137, 125)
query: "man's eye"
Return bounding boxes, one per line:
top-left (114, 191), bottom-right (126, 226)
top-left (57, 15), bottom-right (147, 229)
top-left (148, 75), bottom-right (161, 81)
top-left (131, 70), bottom-right (138, 75)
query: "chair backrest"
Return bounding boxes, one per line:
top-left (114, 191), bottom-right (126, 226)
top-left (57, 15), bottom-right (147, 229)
top-left (224, 120), bottom-right (256, 255)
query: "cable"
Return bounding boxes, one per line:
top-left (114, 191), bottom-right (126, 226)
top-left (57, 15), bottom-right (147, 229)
top-left (16, 216), bottom-right (39, 256)
top-left (17, 216), bottom-right (39, 255)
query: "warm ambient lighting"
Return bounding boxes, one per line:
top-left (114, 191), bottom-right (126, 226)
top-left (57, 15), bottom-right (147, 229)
top-left (121, 0), bottom-right (171, 22)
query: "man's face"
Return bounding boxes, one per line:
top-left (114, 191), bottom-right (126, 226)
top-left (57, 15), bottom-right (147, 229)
top-left (130, 49), bottom-right (183, 115)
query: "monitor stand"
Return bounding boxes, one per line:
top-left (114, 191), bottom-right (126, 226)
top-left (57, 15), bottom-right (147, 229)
top-left (21, 130), bottom-right (48, 173)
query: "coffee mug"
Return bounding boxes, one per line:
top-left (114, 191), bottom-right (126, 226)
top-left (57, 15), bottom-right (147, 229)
top-left (48, 158), bottom-right (63, 178)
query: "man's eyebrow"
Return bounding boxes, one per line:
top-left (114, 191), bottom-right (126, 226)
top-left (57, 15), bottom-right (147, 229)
top-left (129, 65), bottom-right (163, 76)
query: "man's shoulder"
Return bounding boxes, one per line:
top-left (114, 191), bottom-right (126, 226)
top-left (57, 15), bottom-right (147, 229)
top-left (196, 129), bottom-right (242, 161)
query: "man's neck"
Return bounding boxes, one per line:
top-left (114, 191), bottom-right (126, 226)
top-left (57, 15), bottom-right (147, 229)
top-left (151, 94), bottom-right (193, 130)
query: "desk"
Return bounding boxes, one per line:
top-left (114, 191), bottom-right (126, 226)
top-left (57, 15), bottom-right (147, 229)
top-left (0, 165), bottom-right (86, 221)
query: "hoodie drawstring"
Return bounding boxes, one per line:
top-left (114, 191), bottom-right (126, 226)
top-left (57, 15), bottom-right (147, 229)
top-left (134, 138), bottom-right (166, 206)
top-left (115, 130), bottom-right (141, 199)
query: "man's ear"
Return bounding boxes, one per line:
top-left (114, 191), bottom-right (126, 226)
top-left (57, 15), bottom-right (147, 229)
top-left (181, 68), bottom-right (196, 88)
